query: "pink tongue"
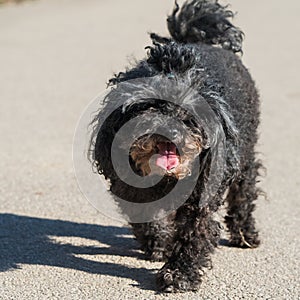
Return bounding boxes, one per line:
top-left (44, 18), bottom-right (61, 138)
top-left (156, 143), bottom-right (179, 171)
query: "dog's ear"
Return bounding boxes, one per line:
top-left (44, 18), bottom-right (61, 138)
top-left (206, 93), bottom-right (241, 182)
top-left (208, 98), bottom-right (239, 145)
top-left (191, 93), bottom-right (241, 207)
top-left (90, 114), bottom-right (114, 180)
top-left (90, 106), bottom-right (125, 182)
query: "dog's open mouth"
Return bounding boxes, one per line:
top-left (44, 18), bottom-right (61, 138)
top-left (155, 142), bottom-right (180, 171)
top-left (129, 134), bottom-right (201, 179)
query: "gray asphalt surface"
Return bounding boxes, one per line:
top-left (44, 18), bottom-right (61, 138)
top-left (0, 0), bottom-right (299, 299)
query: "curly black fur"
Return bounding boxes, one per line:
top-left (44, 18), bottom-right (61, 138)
top-left (90, 0), bottom-right (262, 293)
top-left (167, 0), bottom-right (244, 53)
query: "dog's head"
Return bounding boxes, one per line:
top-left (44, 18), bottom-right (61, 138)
top-left (127, 104), bottom-right (203, 180)
top-left (90, 75), bottom-right (239, 193)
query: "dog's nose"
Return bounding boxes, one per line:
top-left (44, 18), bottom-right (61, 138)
top-left (170, 128), bottom-right (179, 140)
top-left (157, 126), bottom-right (180, 141)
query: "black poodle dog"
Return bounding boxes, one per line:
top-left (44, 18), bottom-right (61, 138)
top-left (90, 0), bottom-right (262, 293)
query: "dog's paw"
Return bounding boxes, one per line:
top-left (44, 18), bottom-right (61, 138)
top-left (229, 230), bottom-right (260, 248)
top-left (156, 264), bottom-right (201, 293)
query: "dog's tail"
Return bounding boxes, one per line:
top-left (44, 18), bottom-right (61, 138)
top-left (166, 0), bottom-right (243, 53)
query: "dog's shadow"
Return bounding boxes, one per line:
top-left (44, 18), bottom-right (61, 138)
top-left (0, 213), bottom-right (158, 291)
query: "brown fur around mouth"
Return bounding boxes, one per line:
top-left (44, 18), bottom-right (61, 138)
top-left (130, 135), bottom-right (202, 179)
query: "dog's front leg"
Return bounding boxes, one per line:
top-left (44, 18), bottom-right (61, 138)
top-left (130, 218), bottom-right (175, 262)
top-left (156, 203), bottom-right (220, 292)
